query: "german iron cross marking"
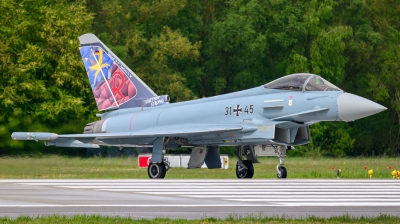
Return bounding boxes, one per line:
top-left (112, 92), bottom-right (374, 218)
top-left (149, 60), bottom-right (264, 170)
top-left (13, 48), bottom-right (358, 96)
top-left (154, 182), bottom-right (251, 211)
top-left (233, 105), bottom-right (242, 116)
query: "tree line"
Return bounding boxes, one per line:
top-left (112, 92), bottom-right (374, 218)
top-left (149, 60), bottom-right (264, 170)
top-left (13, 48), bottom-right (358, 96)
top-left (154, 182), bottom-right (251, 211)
top-left (0, 0), bottom-right (399, 157)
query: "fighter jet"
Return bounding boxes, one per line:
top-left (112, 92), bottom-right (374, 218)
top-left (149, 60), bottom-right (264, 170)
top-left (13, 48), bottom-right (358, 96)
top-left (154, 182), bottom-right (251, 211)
top-left (12, 34), bottom-right (387, 179)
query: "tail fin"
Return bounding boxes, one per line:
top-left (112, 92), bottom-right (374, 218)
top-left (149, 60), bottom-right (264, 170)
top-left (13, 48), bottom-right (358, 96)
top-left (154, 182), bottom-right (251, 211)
top-left (79, 33), bottom-right (166, 111)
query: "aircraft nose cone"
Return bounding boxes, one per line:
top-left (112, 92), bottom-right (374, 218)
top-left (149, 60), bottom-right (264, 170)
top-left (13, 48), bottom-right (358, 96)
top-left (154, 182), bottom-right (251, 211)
top-left (337, 93), bottom-right (387, 122)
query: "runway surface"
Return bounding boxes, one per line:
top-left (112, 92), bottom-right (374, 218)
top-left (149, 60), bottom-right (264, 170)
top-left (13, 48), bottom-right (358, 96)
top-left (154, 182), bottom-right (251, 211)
top-left (1, 179), bottom-right (400, 219)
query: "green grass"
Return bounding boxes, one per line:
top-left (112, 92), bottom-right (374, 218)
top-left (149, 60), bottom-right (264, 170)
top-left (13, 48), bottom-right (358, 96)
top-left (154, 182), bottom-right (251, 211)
top-left (0, 214), bottom-right (400, 223)
top-left (0, 156), bottom-right (399, 179)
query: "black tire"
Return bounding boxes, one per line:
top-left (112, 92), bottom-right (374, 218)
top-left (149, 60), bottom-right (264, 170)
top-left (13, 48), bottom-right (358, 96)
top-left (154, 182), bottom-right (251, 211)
top-left (236, 160), bottom-right (254, 179)
top-left (277, 166), bottom-right (287, 178)
top-left (148, 163), bottom-right (166, 179)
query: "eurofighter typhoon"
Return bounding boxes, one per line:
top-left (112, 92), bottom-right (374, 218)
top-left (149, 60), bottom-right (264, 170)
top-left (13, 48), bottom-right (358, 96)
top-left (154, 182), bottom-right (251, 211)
top-left (12, 34), bottom-right (387, 179)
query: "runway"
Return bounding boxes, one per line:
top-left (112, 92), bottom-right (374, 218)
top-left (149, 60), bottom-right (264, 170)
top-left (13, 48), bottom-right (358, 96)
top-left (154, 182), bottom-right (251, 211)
top-left (1, 179), bottom-right (400, 219)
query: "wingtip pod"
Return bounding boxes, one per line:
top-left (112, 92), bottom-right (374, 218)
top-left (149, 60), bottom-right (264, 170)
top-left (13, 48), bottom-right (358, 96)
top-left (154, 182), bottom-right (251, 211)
top-left (11, 132), bottom-right (59, 141)
top-left (78, 33), bottom-right (166, 111)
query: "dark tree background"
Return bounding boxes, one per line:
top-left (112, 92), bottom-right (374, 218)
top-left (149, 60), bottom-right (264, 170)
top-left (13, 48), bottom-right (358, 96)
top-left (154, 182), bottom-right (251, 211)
top-left (1, 0), bottom-right (399, 157)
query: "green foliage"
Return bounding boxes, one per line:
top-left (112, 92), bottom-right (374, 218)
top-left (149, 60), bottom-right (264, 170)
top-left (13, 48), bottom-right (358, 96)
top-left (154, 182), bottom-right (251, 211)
top-left (0, 0), bottom-right (399, 156)
top-left (0, 0), bottom-right (95, 155)
top-left (90, 0), bottom-right (198, 102)
top-left (291, 122), bottom-right (355, 158)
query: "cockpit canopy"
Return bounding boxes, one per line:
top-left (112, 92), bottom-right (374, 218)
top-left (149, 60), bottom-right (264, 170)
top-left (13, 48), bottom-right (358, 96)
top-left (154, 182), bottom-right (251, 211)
top-left (264, 73), bottom-right (341, 91)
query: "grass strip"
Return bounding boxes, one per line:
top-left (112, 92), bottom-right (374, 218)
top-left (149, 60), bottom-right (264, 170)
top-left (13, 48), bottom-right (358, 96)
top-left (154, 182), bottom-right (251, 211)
top-left (0, 156), bottom-right (399, 179)
top-left (1, 214), bottom-right (400, 223)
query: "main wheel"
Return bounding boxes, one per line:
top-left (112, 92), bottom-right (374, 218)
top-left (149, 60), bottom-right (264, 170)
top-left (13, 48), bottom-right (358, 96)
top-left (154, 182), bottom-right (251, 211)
top-left (148, 163), bottom-right (166, 179)
top-left (277, 166), bottom-right (287, 178)
top-left (236, 160), bottom-right (254, 178)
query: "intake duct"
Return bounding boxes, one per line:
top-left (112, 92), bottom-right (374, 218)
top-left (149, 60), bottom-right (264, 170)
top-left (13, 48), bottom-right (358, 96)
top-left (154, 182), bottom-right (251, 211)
top-left (273, 126), bottom-right (310, 145)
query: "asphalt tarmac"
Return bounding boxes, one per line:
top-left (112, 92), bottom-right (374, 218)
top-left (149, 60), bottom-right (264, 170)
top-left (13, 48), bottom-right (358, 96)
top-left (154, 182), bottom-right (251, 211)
top-left (1, 179), bottom-right (400, 219)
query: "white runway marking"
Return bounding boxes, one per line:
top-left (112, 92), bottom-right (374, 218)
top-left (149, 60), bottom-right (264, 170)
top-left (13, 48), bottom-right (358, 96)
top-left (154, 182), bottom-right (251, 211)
top-left (3, 179), bottom-right (400, 207)
top-left (1, 179), bottom-right (400, 218)
top-left (0, 204), bottom-right (270, 207)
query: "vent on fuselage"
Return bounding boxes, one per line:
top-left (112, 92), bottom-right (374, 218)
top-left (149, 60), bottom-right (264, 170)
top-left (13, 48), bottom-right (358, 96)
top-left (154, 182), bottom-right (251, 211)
top-left (273, 126), bottom-right (310, 145)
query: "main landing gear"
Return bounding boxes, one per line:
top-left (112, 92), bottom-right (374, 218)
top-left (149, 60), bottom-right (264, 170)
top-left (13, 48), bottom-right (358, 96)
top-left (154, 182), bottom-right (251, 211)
top-left (147, 160), bottom-right (170, 179)
top-left (236, 160), bottom-right (254, 178)
top-left (148, 137), bottom-right (170, 179)
top-left (236, 146), bottom-right (259, 179)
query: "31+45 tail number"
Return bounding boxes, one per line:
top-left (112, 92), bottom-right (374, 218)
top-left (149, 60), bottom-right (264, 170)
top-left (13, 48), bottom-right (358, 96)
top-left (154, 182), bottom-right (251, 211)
top-left (225, 104), bottom-right (253, 116)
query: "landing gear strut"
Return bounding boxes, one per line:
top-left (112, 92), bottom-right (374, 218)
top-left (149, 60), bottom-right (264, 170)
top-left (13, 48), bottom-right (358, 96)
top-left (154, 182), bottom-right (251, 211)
top-left (274, 145), bottom-right (288, 178)
top-left (148, 137), bottom-right (170, 179)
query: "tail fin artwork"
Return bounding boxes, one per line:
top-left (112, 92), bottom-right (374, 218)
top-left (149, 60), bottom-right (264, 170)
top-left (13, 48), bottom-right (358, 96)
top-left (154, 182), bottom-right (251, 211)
top-left (79, 33), bottom-right (169, 111)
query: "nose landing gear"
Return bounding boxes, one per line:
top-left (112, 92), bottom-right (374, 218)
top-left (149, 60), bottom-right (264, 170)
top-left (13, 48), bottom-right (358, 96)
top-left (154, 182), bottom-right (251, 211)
top-left (277, 166), bottom-right (287, 178)
top-left (274, 145), bottom-right (288, 178)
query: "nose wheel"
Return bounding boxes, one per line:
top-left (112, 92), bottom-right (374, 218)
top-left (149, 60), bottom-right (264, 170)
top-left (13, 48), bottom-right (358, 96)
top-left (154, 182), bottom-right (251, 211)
top-left (277, 166), bottom-right (287, 178)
